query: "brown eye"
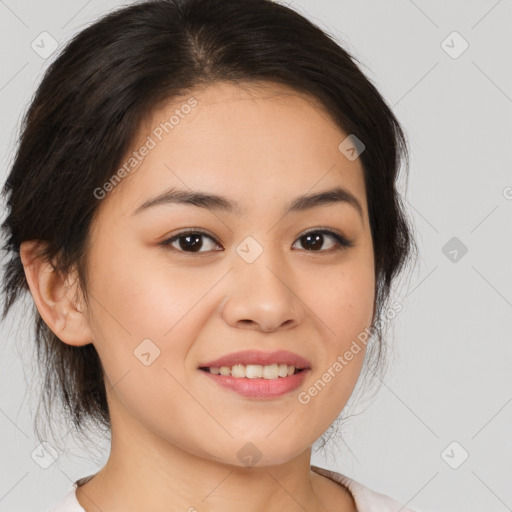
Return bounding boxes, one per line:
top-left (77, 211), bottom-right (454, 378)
top-left (293, 230), bottom-right (354, 252)
top-left (160, 230), bottom-right (222, 253)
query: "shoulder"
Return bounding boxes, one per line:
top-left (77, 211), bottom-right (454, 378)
top-left (310, 464), bottom-right (420, 512)
top-left (46, 483), bottom-right (85, 512)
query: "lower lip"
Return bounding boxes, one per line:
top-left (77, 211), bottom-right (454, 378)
top-left (199, 369), bottom-right (310, 399)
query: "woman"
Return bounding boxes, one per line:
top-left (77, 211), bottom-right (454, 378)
top-left (1, 0), bottom-right (418, 510)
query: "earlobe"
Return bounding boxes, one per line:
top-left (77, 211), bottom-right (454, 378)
top-left (20, 240), bottom-right (93, 347)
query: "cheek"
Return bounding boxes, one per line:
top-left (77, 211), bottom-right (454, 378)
top-left (302, 261), bottom-right (374, 398)
top-left (88, 239), bottom-right (210, 337)
top-left (85, 242), bottom-right (222, 385)
top-left (308, 262), bottom-right (375, 341)
top-left (84, 251), bottom-right (200, 428)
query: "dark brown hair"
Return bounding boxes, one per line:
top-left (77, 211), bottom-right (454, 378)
top-left (1, 0), bottom-right (417, 446)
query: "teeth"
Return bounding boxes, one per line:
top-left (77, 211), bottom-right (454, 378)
top-left (206, 363), bottom-right (299, 379)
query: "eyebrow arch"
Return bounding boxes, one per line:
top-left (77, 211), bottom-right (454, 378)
top-left (132, 185), bottom-right (363, 219)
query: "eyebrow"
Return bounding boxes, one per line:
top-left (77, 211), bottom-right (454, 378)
top-left (132, 185), bottom-right (363, 219)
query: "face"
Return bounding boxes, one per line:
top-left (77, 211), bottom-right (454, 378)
top-left (82, 81), bottom-right (375, 466)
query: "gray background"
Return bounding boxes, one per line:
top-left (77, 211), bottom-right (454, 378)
top-left (1, 1), bottom-right (511, 511)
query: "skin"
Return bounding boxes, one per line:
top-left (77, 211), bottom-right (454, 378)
top-left (20, 81), bottom-right (375, 512)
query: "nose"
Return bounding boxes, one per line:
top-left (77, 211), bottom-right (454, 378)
top-left (219, 248), bottom-right (304, 333)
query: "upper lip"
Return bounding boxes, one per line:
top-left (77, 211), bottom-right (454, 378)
top-left (199, 350), bottom-right (312, 370)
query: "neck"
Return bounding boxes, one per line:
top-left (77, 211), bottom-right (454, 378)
top-left (75, 393), bottom-right (355, 512)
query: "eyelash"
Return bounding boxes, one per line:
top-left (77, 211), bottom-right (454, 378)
top-left (159, 228), bottom-right (354, 254)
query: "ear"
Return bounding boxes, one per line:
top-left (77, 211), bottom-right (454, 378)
top-left (20, 240), bottom-right (93, 346)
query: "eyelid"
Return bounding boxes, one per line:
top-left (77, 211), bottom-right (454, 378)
top-left (159, 227), bottom-right (354, 253)
top-left (159, 228), bottom-right (223, 252)
top-left (296, 227), bottom-right (355, 250)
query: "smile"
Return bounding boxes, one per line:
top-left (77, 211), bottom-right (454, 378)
top-left (199, 365), bottom-right (310, 399)
top-left (199, 363), bottom-right (304, 379)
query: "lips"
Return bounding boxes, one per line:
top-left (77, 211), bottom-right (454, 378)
top-left (198, 349), bottom-right (312, 370)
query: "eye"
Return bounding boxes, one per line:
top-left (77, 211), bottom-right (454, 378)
top-left (160, 228), bottom-right (354, 254)
top-left (159, 229), bottom-right (222, 253)
top-left (292, 229), bottom-right (354, 252)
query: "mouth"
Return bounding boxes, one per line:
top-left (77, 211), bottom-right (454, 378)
top-left (198, 365), bottom-right (310, 399)
top-left (198, 349), bottom-right (311, 375)
top-left (198, 364), bottom-right (307, 379)
top-left (197, 350), bottom-right (312, 398)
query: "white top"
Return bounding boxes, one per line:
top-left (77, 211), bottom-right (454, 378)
top-left (47, 465), bottom-right (419, 511)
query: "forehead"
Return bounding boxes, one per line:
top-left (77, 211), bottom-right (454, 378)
top-left (96, 80), bottom-right (367, 220)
